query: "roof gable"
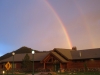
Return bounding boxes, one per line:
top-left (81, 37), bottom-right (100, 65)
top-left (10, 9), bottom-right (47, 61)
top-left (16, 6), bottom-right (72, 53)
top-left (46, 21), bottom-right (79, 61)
top-left (42, 52), bottom-right (67, 63)
top-left (51, 52), bottom-right (67, 63)
top-left (54, 48), bottom-right (72, 59)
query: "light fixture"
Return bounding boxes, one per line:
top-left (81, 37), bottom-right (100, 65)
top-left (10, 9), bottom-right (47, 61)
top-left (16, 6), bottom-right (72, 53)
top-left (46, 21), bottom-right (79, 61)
top-left (32, 50), bottom-right (35, 75)
top-left (12, 52), bottom-right (15, 56)
top-left (32, 50), bottom-right (35, 54)
top-left (3, 71), bottom-right (5, 74)
top-left (12, 52), bottom-right (15, 75)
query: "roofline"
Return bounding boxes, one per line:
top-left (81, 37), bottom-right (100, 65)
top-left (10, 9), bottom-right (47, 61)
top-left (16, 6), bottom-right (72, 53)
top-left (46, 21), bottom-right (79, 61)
top-left (41, 52), bottom-right (51, 62)
top-left (50, 52), bottom-right (67, 63)
top-left (79, 48), bottom-right (100, 51)
top-left (53, 49), bottom-right (69, 60)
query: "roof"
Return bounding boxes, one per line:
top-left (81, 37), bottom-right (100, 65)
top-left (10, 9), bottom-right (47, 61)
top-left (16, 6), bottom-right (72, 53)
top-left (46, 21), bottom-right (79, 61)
top-left (0, 52), bottom-right (49, 63)
top-left (1, 48), bottom-right (100, 63)
top-left (51, 52), bottom-right (67, 63)
top-left (54, 48), bottom-right (72, 59)
top-left (34, 52), bottom-right (49, 61)
top-left (53, 48), bottom-right (100, 60)
top-left (0, 46), bottom-right (40, 61)
top-left (71, 48), bottom-right (100, 59)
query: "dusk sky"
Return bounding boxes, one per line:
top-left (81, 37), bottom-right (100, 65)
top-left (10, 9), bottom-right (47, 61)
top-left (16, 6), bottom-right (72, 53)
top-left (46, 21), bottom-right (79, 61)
top-left (0, 0), bottom-right (100, 56)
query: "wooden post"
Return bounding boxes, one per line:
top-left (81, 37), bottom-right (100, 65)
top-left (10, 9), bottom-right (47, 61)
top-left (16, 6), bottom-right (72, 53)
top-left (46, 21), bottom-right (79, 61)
top-left (44, 63), bottom-right (45, 69)
top-left (60, 63), bottom-right (62, 69)
top-left (59, 63), bottom-right (61, 74)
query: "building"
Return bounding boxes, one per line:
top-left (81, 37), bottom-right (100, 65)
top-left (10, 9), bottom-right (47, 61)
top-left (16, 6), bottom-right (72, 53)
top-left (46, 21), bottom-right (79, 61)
top-left (0, 47), bottom-right (100, 72)
top-left (42, 48), bottom-right (100, 72)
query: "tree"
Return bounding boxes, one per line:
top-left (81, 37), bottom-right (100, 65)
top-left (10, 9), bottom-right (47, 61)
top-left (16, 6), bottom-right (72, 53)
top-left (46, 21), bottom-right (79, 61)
top-left (21, 54), bottom-right (32, 72)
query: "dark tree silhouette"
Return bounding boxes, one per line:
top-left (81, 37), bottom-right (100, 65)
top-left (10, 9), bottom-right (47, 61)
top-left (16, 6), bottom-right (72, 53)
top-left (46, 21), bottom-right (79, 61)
top-left (21, 53), bottom-right (32, 72)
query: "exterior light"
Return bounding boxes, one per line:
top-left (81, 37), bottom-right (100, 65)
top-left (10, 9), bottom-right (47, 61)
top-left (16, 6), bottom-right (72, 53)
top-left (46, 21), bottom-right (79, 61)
top-left (12, 52), bottom-right (15, 75)
top-left (32, 50), bottom-right (35, 54)
top-left (12, 52), bottom-right (15, 56)
top-left (32, 50), bottom-right (35, 75)
top-left (3, 71), bottom-right (5, 74)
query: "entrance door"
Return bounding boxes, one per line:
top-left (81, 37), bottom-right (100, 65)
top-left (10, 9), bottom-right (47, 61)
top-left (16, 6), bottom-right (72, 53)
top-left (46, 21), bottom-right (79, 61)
top-left (55, 63), bottom-right (60, 72)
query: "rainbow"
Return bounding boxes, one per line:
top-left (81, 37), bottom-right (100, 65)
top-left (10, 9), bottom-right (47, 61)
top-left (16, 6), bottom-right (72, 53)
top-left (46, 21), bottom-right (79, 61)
top-left (73, 1), bottom-right (95, 48)
top-left (44, 0), bottom-right (72, 49)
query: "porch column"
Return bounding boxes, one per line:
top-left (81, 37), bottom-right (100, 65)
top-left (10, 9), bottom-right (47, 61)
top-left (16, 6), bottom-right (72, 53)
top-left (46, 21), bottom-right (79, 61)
top-left (44, 63), bottom-right (45, 69)
top-left (60, 63), bottom-right (62, 69)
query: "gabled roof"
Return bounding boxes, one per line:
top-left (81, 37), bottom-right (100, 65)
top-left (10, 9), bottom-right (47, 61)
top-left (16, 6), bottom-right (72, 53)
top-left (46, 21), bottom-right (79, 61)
top-left (54, 48), bottom-right (72, 59)
top-left (51, 52), bottom-right (67, 63)
top-left (1, 47), bottom-right (100, 63)
top-left (0, 52), bottom-right (49, 63)
top-left (42, 48), bottom-right (71, 63)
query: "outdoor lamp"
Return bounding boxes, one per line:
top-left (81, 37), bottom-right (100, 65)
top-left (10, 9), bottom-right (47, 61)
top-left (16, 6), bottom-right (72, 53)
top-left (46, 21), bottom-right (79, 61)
top-left (32, 50), bottom-right (35, 75)
top-left (12, 52), bottom-right (15, 56)
top-left (12, 52), bottom-right (15, 75)
top-left (3, 71), bottom-right (5, 74)
top-left (32, 50), bottom-right (35, 54)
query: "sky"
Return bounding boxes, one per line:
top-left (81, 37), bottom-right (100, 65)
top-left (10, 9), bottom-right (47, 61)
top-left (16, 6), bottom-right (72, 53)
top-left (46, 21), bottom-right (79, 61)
top-left (0, 0), bottom-right (100, 56)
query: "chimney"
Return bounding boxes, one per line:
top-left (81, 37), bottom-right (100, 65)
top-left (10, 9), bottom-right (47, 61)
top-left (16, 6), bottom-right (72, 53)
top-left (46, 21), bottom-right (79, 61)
top-left (72, 46), bottom-right (77, 50)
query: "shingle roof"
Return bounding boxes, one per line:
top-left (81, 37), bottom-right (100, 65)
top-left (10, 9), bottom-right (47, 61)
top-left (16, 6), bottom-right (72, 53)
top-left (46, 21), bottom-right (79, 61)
top-left (51, 52), bottom-right (67, 63)
top-left (54, 48), bottom-right (72, 59)
top-left (71, 48), bottom-right (100, 59)
top-left (0, 52), bottom-right (49, 63)
top-left (34, 52), bottom-right (49, 61)
top-left (53, 48), bottom-right (100, 60)
top-left (0, 46), bottom-right (40, 61)
top-left (1, 48), bottom-right (100, 63)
